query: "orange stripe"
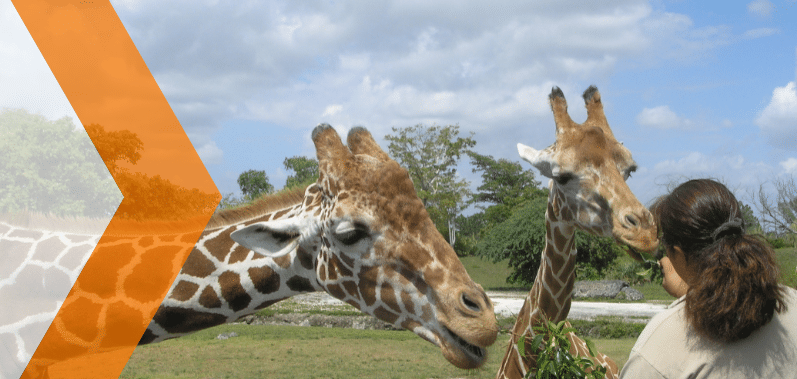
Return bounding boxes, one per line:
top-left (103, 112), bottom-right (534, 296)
top-left (12, 1), bottom-right (218, 378)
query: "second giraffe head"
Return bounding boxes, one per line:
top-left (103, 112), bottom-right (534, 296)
top-left (518, 86), bottom-right (658, 256)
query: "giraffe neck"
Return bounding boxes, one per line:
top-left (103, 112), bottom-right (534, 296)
top-left (529, 190), bottom-right (577, 323)
top-left (141, 188), bottom-right (324, 344)
top-left (497, 187), bottom-right (578, 379)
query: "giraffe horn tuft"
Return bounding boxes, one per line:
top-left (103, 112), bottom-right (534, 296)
top-left (312, 123), bottom-right (352, 170)
top-left (548, 86), bottom-right (574, 132)
top-left (549, 86), bottom-right (565, 101)
top-left (347, 126), bottom-right (390, 162)
top-left (582, 86), bottom-right (614, 138)
top-left (582, 85), bottom-right (599, 104)
top-left (312, 123), bottom-right (334, 141)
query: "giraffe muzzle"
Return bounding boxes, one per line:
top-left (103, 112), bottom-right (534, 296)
top-left (433, 285), bottom-right (498, 369)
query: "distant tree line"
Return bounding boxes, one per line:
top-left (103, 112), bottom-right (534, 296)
top-left (1, 109), bottom-right (218, 220)
top-left (6, 111), bottom-right (792, 285)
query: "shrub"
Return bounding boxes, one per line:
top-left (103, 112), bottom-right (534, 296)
top-left (477, 197), bottom-right (622, 286)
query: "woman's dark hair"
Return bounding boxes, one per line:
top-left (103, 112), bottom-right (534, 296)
top-left (651, 179), bottom-right (786, 343)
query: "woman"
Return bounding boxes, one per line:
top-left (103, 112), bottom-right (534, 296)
top-left (620, 179), bottom-right (797, 378)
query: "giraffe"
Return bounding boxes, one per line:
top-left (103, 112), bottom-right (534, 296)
top-left (496, 86), bottom-right (658, 379)
top-left (144, 124), bottom-right (498, 368)
top-left (5, 124), bottom-right (498, 377)
top-left (9, 214), bottom-right (221, 379)
top-left (0, 213), bottom-right (108, 379)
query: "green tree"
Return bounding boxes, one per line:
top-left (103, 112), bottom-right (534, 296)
top-left (284, 156), bottom-right (319, 189)
top-left (84, 123), bottom-right (143, 174)
top-left (114, 172), bottom-right (219, 221)
top-left (468, 151), bottom-right (545, 208)
top-left (756, 176), bottom-right (797, 236)
top-left (738, 201), bottom-right (761, 234)
top-left (453, 152), bottom-right (547, 256)
top-left (237, 169), bottom-right (273, 200)
top-left (477, 197), bottom-right (621, 286)
top-left (385, 124), bottom-right (476, 245)
top-left (0, 109), bottom-right (121, 217)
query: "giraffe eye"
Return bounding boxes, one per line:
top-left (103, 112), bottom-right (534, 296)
top-left (334, 222), bottom-right (370, 246)
top-left (554, 173), bottom-right (575, 186)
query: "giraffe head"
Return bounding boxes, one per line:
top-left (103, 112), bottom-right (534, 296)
top-left (518, 86), bottom-right (657, 256)
top-left (231, 124), bottom-right (497, 369)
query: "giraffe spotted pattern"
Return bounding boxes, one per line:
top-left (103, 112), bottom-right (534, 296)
top-left (144, 125), bottom-right (498, 369)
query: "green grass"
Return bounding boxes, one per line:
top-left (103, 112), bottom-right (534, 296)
top-left (120, 324), bottom-right (636, 379)
top-left (775, 247), bottom-right (797, 288)
top-left (121, 324), bottom-right (504, 379)
top-left (118, 249), bottom-right (795, 378)
top-left (459, 255), bottom-right (527, 291)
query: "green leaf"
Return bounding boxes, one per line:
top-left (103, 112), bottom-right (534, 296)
top-left (585, 337), bottom-right (599, 358)
top-left (517, 334), bottom-right (526, 357)
top-left (531, 334), bottom-right (545, 352)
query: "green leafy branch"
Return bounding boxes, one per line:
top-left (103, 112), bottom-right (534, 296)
top-left (518, 320), bottom-right (607, 379)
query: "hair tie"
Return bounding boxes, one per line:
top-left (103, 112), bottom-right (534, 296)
top-left (711, 218), bottom-right (745, 242)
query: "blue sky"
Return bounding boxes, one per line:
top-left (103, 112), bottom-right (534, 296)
top-left (2, 0), bottom-right (796, 214)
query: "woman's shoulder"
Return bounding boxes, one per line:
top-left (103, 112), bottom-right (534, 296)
top-left (780, 285), bottom-right (797, 319)
top-left (630, 296), bottom-right (687, 353)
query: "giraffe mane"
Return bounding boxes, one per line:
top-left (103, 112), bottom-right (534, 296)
top-left (205, 185), bottom-right (309, 229)
top-left (0, 185), bottom-right (309, 235)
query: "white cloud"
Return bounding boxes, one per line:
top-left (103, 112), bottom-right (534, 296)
top-left (756, 81), bottom-right (797, 150)
top-left (99, 0), bottom-right (736, 142)
top-left (322, 105), bottom-right (343, 118)
top-left (640, 11), bottom-right (733, 63)
top-left (628, 151), bottom-right (775, 205)
top-left (747, 0), bottom-right (775, 18)
top-left (635, 105), bottom-right (693, 129)
top-left (195, 140), bottom-right (224, 165)
top-left (742, 27), bottom-right (779, 40)
top-left (781, 158), bottom-right (797, 175)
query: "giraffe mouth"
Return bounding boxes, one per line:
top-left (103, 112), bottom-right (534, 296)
top-left (440, 326), bottom-right (488, 368)
top-left (621, 243), bottom-right (644, 262)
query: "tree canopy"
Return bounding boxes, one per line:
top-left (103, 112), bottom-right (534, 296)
top-left (237, 169), bottom-right (273, 200)
top-left (1, 108), bottom-right (220, 220)
top-left (0, 109), bottom-right (121, 217)
top-left (284, 156), bottom-right (318, 189)
top-left (477, 196), bottom-right (622, 286)
top-left (468, 151), bottom-right (547, 226)
top-left (385, 124), bottom-right (475, 244)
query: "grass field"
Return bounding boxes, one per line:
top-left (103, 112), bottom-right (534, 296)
top-left (118, 249), bottom-right (796, 378)
top-left (120, 324), bottom-right (635, 379)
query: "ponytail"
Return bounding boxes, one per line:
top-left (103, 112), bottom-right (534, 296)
top-left (685, 234), bottom-right (786, 343)
top-left (652, 179), bottom-right (788, 343)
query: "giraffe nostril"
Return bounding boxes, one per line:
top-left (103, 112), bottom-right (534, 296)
top-left (461, 293), bottom-right (481, 313)
top-left (625, 214), bottom-right (640, 228)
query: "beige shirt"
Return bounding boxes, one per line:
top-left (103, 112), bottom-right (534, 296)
top-left (620, 286), bottom-right (797, 379)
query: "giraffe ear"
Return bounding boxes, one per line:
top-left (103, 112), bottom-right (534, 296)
top-left (230, 218), bottom-right (302, 258)
top-left (517, 143), bottom-right (556, 178)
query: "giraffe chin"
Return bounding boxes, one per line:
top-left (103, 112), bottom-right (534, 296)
top-left (405, 322), bottom-right (488, 369)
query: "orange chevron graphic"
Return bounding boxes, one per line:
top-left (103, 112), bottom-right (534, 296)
top-left (11, 1), bottom-right (219, 378)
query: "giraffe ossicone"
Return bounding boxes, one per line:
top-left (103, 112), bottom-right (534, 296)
top-left (497, 86), bottom-right (658, 379)
top-left (146, 124), bottom-right (498, 369)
